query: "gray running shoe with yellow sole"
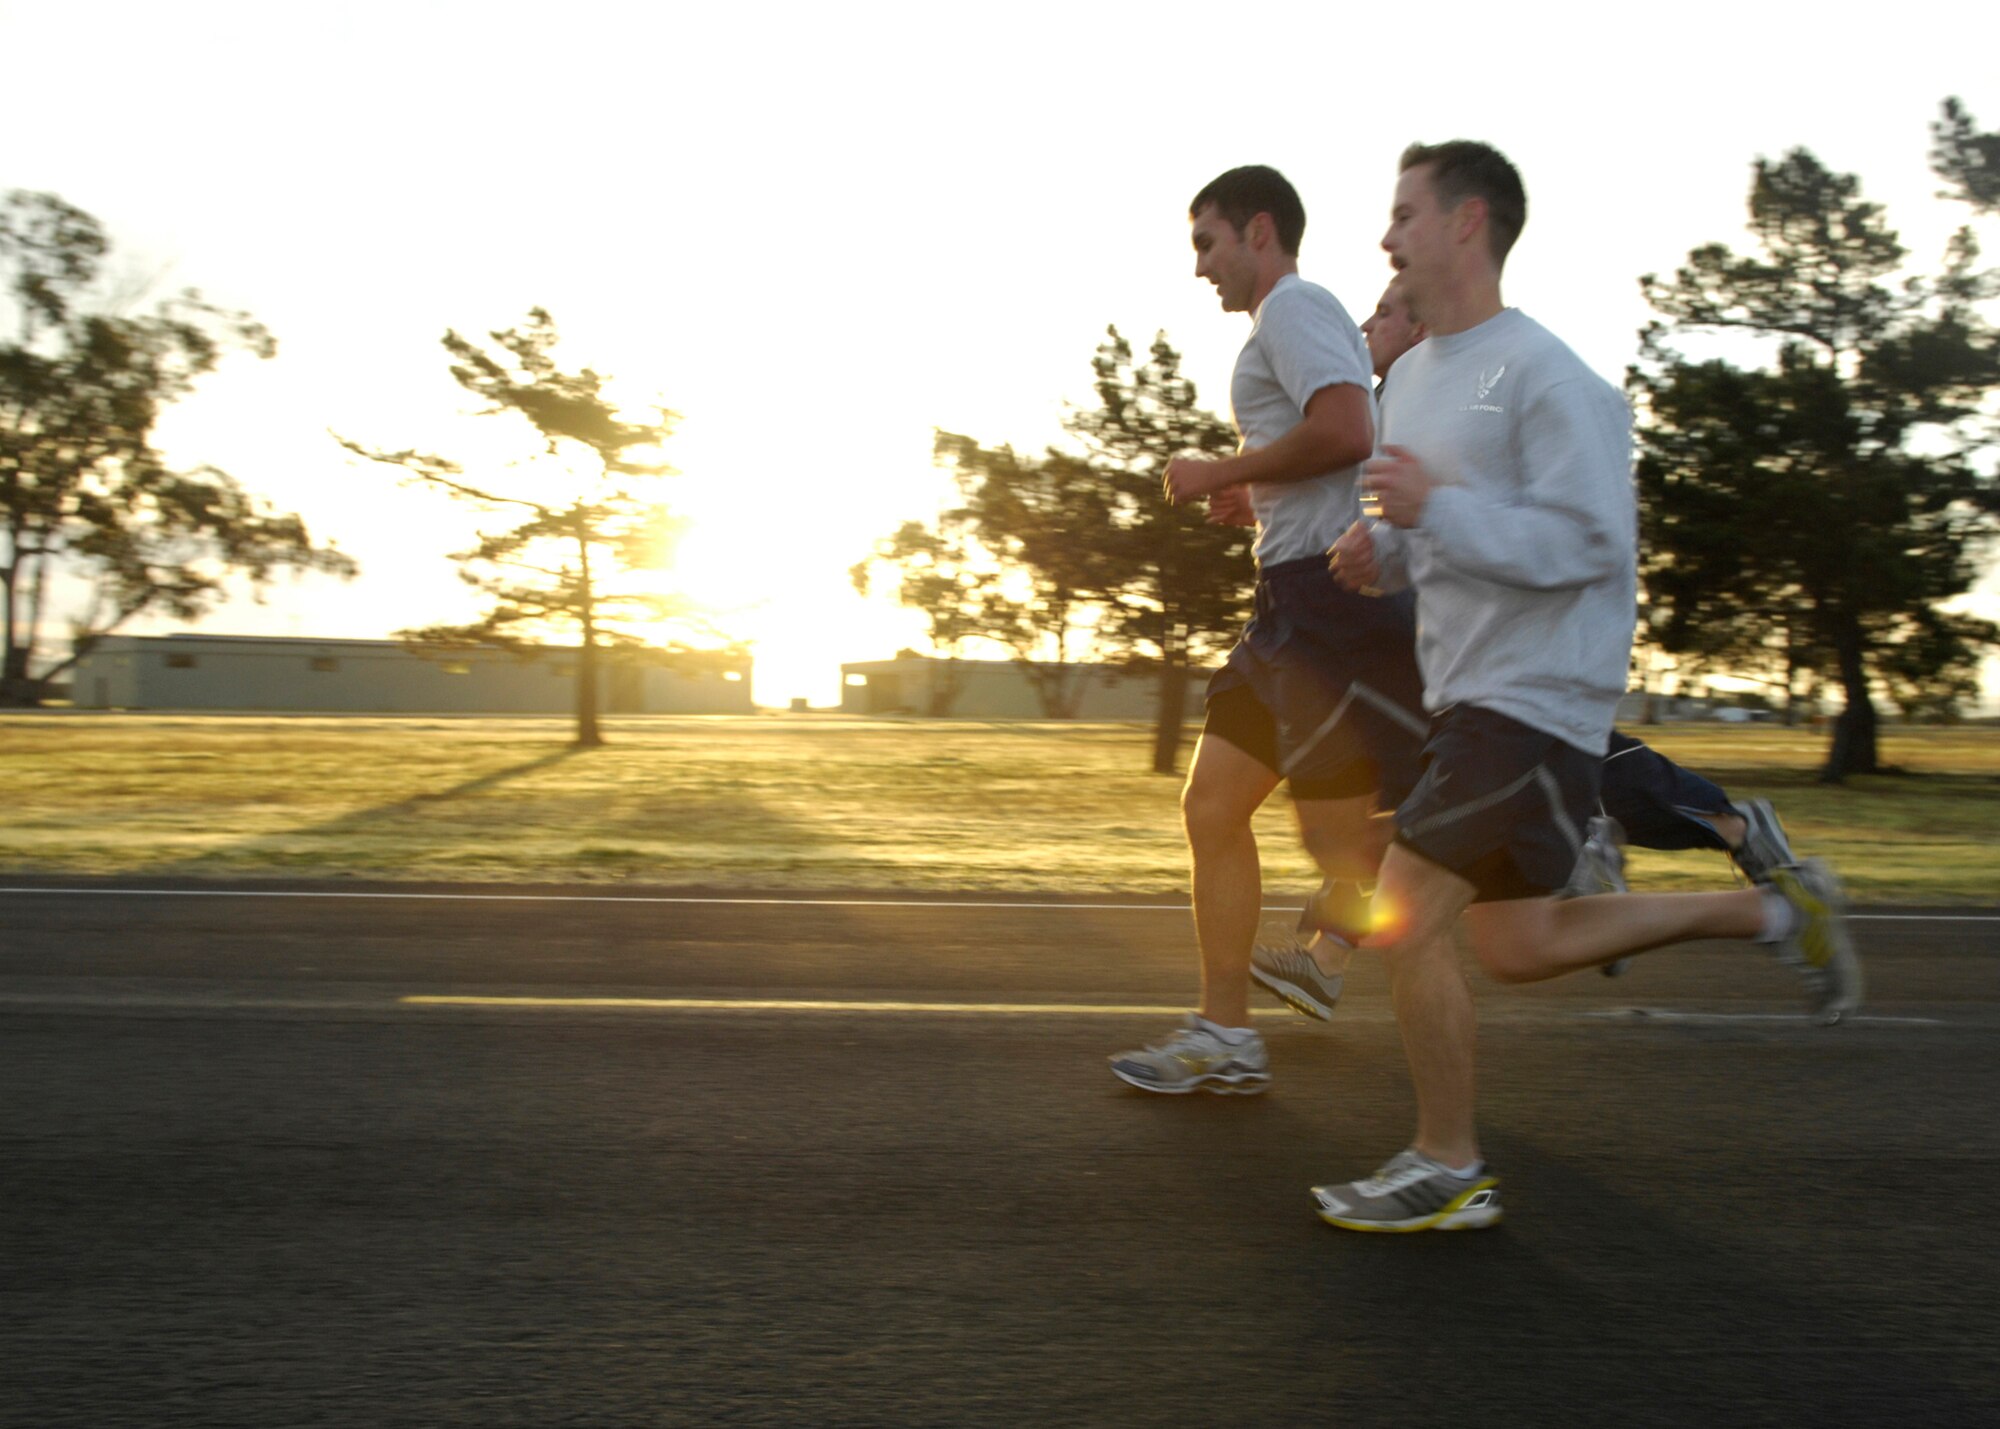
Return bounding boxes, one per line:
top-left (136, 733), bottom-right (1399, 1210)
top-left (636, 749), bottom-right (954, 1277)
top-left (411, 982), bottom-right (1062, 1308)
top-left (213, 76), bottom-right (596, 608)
top-left (1312, 1149), bottom-right (1502, 1232)
top-left (1766, 858), bottom-right (1864, 1025)
top-left (1250, 938), bottom-right (1346, 1020)
top-left (1110, 1016), bottom-right (1270, 1095)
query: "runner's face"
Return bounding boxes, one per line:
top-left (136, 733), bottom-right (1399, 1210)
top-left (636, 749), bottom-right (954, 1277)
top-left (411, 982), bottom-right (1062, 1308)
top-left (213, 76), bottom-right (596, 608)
top-left (1361, 284), bottom-right (1423, 378)
top-left (1380, 164), bottom-right (1456, 308)
top-left (1191, 205), bottom-right (1259, 313)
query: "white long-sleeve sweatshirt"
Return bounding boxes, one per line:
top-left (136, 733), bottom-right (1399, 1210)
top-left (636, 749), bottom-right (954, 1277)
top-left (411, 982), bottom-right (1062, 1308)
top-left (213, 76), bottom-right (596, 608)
top-left (1371, 308), bottom-right (1636, 755)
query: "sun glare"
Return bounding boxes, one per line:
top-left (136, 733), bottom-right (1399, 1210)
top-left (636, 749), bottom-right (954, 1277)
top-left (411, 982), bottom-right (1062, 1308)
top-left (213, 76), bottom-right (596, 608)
top-left (656, 502), bottom-right (922, 709)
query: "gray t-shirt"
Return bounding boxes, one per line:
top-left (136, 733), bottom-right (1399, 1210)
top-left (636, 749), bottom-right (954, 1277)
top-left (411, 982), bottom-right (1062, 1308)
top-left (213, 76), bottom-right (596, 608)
top-left (1372, 308), bottom-right (1637, 754)
top-left (1230, 274), bottom-right (1375, 564)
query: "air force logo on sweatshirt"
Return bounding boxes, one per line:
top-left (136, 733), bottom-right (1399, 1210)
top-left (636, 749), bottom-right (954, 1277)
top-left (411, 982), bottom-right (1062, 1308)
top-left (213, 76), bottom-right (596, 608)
top-left (1465, 364), bottom-right (1507, 414)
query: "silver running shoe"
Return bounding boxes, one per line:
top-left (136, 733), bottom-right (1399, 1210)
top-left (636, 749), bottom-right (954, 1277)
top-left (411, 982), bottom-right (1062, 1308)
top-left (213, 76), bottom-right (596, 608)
top-left (1562, 816), bottom-right (1632, 977)
top-left (1765, 858), bottom-right (1864, 1025)
top-left (1312, 1149), bottom-right (1503, 1232)
top-left (1563, 815), bottom-right (1629, 898)
top-left (1730, 798), bottom-right (1796, 883)
top-left (1109, 1016), bottom-right (1271, 1095)
top-left (1251, 938), bottom-right (1346, 1020)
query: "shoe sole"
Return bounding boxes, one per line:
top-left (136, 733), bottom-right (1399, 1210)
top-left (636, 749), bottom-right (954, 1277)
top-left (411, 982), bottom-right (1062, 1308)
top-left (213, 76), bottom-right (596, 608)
top-left (1317, 1204), bottom-right (1504, 1232)
top-left (1250, 966), bottom-right (1338, 1021)
top-left (1109, 1065), bottom-right (1271, 1095)
top-left (1312, 1180), bottom-right (1503, 1232)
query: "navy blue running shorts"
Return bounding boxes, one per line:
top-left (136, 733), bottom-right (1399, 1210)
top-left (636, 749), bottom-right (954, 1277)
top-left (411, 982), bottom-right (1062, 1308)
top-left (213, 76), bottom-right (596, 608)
top-left (1597, 732), bottom-right (1732, 852)
top-left (1394, 705), bottom-right (1602, 903)
top-left (1202, 555), bottom-right (1427, 804)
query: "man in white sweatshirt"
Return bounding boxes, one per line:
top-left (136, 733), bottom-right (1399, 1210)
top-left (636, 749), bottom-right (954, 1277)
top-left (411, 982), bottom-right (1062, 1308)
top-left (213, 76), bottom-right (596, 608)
top-left (1314, 141), bottom-right (1861, 1232)
top-left (1361, 275), bottom-right (1800, 904)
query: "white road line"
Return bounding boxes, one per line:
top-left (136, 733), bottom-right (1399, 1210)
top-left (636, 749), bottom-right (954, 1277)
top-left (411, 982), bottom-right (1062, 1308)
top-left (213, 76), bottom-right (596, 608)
top-left (4, 887), bottom-right (1998, 923)
top-left (1585, 1008), bottom-right (1944, 1027)
top-left (404, 996), bottom-right (1954, 1026)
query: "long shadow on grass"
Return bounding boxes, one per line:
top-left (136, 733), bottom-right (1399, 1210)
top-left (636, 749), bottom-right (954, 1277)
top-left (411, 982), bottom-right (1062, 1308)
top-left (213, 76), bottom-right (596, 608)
top-left (137, 748), bottom-right (589, 878)
top-left (136, 744), bottom-right (844, 881)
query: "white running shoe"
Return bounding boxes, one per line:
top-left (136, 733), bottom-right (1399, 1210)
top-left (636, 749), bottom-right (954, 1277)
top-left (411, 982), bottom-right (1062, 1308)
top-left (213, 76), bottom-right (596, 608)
top-left (1562, 816), bottom-right (1632, 977)
top-left (1109, 1016), bottom-right (1271, 1095)
top-left (1731, 799), bottom-right (1796, 883)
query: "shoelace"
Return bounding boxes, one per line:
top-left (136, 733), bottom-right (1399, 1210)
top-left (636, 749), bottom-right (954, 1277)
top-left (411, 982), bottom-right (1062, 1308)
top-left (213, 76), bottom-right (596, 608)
top-left (1358, 1152), bottom-right (1434, 1195)
top-left (1153, 1024), bottom-right (1233, 1057)
top-left (1266, 944), bottom-right (1310, 972)
top-left (1262, 942), bottom-right (1336, 981)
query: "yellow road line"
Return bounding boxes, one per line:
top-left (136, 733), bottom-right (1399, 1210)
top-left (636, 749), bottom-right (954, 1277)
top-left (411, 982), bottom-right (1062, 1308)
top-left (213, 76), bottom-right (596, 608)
top-left (401, 995), bottom-right (1197, 1015)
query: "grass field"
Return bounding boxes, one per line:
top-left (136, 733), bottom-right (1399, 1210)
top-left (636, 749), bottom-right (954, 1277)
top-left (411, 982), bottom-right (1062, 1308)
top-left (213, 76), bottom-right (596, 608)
top-left (3, 714), bottom-right (1997, 901)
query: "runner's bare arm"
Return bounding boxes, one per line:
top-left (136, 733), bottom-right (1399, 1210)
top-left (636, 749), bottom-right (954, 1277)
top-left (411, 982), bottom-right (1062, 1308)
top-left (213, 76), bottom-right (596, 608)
top-left (1163, 382), bottom-right (1372, 504)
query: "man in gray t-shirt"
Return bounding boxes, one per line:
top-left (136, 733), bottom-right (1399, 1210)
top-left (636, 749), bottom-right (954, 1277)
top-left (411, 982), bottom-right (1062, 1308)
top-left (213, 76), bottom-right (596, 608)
top-left (1306, 142), bottom-right (1862, 1232)
top-left (1109, 166), bottom-right (1428, 1098)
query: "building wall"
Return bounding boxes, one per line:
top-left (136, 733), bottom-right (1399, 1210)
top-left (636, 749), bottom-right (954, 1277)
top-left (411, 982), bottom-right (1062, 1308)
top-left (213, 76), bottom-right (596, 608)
top-left (840, 657), bottom-right (1208, 720)
top-left (843, 662), bottom-right (1751, 727)
top-left (72, 636), bottom-right (754, 715)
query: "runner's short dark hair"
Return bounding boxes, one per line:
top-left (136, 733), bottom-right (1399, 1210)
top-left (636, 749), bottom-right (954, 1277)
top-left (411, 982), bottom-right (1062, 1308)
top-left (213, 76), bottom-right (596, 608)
top-left (1398, 141), bottom-right (1526, 267)
top-left (1190, 165), bottom-right (1305, 257)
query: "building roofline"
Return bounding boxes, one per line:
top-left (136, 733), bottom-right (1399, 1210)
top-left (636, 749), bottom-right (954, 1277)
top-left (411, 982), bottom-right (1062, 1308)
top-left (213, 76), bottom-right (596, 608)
top-left (84, 633), bottom-right (749, 665)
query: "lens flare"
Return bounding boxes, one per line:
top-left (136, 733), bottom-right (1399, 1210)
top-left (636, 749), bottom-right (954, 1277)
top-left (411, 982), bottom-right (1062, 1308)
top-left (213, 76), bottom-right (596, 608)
top-left (1367, 890), bottom-right (1410, 943)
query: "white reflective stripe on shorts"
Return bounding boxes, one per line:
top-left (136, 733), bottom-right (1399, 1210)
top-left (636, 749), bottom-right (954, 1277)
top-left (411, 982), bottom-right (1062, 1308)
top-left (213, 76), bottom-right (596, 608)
top-left (1403, 761), bottom-right (1581, 860)
top-left (1408, 764), bottom-right (1576, 864)
top-left (1280, 679), bottom-right (1428, 778)
top-left (1536, 764), bottom-right (1583, 860)
top-left (1400, 767), bottom-right (1539, 841)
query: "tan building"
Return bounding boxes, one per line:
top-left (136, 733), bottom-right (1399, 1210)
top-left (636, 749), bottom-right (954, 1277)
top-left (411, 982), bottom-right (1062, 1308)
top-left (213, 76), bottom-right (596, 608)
top-left (839, 657), bottom-right (1720, 727)
top-left (72, 634), bottom-right (754, 715)
top-left (839, 654), bottom-right (1209, 719)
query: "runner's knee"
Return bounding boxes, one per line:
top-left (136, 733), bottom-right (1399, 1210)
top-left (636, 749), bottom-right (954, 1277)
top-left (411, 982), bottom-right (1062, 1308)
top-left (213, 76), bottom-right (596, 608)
top-left (1182, 778), bottom-right (1253, 848)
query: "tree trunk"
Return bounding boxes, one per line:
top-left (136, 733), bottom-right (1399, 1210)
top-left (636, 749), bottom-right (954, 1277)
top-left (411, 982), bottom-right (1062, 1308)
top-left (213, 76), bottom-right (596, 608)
top-left (1053, 664), bottom-right (1085, 720)
top-left (0, 655), bottom-right (38, 706)
top-left (1021, 660), bottom-right (1084, 719)
top-left (0, 539), bottom-right (34, 706)
top-left (927, 659), bottom-right (963, 717)
top-left (573, 527), bottom-right (604, 748)
top-left (0, 640), bottom-right (39, 707)
top-left (1819, 615), bottom-right (1876, 783)
top-left (1151, 634), bottom-right (1188, 775)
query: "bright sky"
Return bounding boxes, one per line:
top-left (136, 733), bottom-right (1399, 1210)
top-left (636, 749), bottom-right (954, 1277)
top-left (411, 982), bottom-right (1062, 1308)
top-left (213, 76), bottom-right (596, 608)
top-left (7, 0), bottom-right (1997, 708)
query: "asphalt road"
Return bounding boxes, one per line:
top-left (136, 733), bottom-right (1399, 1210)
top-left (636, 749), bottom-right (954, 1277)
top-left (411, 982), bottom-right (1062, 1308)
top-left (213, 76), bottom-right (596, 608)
top-left (3, 880), bottom-right (1997, 1427)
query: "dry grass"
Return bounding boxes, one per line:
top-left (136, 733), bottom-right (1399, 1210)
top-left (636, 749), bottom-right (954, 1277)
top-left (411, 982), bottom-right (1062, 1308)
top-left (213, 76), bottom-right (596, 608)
top-left (3, 714), bottom-right (1996, 901)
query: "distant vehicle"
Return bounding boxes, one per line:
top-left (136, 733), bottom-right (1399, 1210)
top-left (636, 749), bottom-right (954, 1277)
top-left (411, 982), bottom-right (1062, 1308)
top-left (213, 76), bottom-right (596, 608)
top-left (1713, 706), bottom-right (1754, 723)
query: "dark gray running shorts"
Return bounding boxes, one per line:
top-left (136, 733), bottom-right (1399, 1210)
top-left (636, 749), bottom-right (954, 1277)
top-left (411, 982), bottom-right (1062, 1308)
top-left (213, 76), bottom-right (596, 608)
top-left (1203, 555), bottom-right (1427, 804)
top-left (1394, 704), bottom-right (1603, 903)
